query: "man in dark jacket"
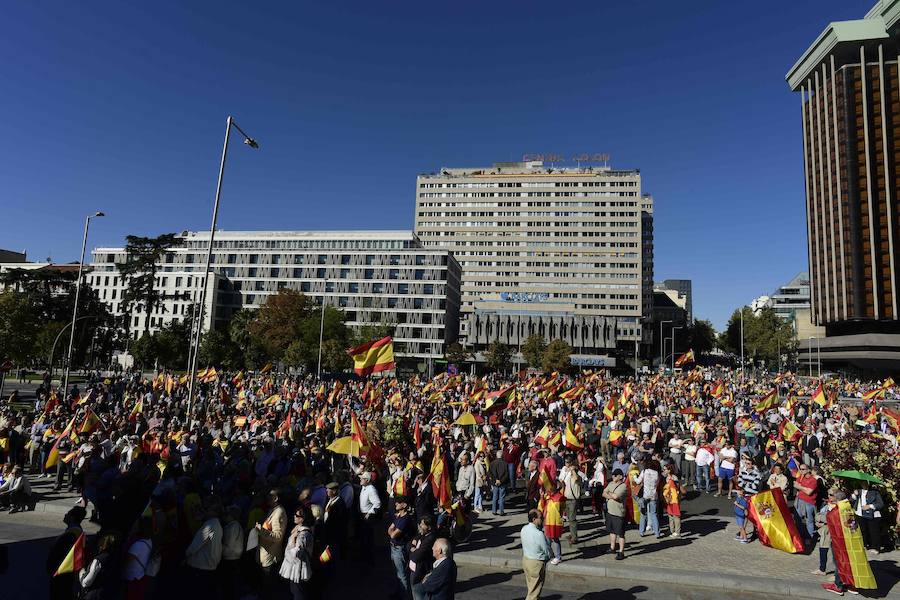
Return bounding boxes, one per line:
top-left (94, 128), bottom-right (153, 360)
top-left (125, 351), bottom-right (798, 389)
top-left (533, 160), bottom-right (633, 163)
top-left (489, 450), bottom-right (509, 515)
top-left (46, 506), bottom-right (86, 600)
top-left (414, 473), bottom-right (436, 521)
top-left (323, 482), bottom-right (348, 557)
top-left (420, 538), bottom-right (456, 600)
top-left (409, 515), bottom-right (437, 600)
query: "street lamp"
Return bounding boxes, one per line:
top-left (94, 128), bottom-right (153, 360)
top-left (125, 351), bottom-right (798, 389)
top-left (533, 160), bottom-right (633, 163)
top-left (808, 336), bottom-right (821, 378)
top-left (659, 320), bottom-right (672, 371)
top-left (63, 211), bottom-right (104, 396)
top-left (317, 279), bottom-right (328, 377)
top-left (187, 117), bottom-right (258, 414)
top-left (739, 307), bottom-right (745, 383)
top-left (671, 325), bottom-right (683, 371)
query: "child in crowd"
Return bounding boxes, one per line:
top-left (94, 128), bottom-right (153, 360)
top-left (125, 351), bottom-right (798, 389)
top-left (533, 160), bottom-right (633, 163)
top-left (734, 487), bottom-right (750, 543)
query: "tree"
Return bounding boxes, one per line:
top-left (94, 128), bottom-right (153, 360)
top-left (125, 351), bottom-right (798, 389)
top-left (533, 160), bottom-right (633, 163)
top-left (445, 342), bottom-right (471, 366)
top-left (0, 291), bottom-right (40, 365)
top-left (521, 334), bottom-right (546, 368)
top-left (117, 233), bottom-right (180, 338)
top-left (130, 333), bottom-right (158, 369)
top-left (541, 339), bottom-right (573, 373)
top-left (229, 308), bottom-right (268, 369)
top-left (719, 306), bottom-right (794, 369)
top-left (248, 289), bottom-right (314, 359)
top-left (34, 322), bottom-right (67, 367)
top-left (199, 329), bottom-right (241, 370)
top-left (294, 306), bottom-right (350, 371)
top-left (320, 339), bottom-right (351, 372)
top-left (685, 319), bottom-right (716, 356)
top-left (485, 340), bottom-right (512, 373)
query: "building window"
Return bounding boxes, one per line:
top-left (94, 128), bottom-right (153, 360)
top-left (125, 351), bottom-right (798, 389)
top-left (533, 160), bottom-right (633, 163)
top-left (424, 284), bottom-right (434, 295)
top-left (249, 255), bottom-right (258, 264)
top-left (398, 283), bottom-right (409, 294)
top-left (349, 283), bottom-right (359, 293)
top-left (341, 255), bottom-right (351, 265)
top-left (248, 267), bottom-right (257, 277)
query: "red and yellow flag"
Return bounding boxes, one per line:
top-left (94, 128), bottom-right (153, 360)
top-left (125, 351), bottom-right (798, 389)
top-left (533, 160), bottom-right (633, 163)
top-left (882, 407), bottom-right (900, 433)
top-left (778, 418), bottom-right (802, 443)
top-left (827, 499), bottom-right (877, 589)
top-left (534, 424), bottom-right (551, 446)
top-left (79, 408), bottom-right (102, 435)
top-left (319, 546), bottom-right (332, 564)
top-left (674, 349), bottom-right (695, 367)
top-left (747, 488), bottom-right (804, 554)
top-left (483, 385), bottom-right (515, 414)
top-left (45, 417), bottom-right (77, 470)
top-left (625, 466), bottom-right (641, 525)
top-left (811, 383), bottom-right (827, 408)
top-left (710, 381), bottom-right (724, 399)
top-left (563, 418), bottom-right (583, 450)
top-left (347, 336), bottom-right (395, 376)
top-left (753, 389), bottom-right (779, 413)
top-left (541, 492), bottom-right (565, 540)
top-left (54, 532), bottom-right (85, 576)
top-left (428, 451), bottom-right (452, 511)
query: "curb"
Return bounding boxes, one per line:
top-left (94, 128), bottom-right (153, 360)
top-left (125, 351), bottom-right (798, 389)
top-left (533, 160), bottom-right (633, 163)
top-left (454, 549), bottom-right (845, 599)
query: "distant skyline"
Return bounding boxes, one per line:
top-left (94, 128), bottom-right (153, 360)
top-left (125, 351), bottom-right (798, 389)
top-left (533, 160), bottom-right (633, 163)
top-left (1, 1), bottom-right (869, 329)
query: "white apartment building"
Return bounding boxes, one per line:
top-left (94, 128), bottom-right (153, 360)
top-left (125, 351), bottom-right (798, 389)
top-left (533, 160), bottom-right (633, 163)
top-left (88, 231), bottom-right (461, 361)
top-left (414, 161), bottom-right (653, 365)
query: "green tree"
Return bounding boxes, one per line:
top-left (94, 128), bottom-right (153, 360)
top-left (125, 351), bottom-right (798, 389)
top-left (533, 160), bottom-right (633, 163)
top-left (0, 291), bottom-right (40, 365)
top-left (321, 338), bottom-right (351, 372)
top-left (34, 322), bottom-right (67, 367)
top-left (154, 320), bottom-right (191, 369)
top-left (719, 306), bottom-right (794, 368)
top-left (130, 333), bottom-right (158, 369)
top-left (199, 329), bottom-right (241, 370)
top-left (541, 339), bottom-right (573, 373)
top-left (248, 289), bottom-right (314, 359)
top-left (485, 340), bottom-right (512, 373)
top-left (521, 334), bottom-right (547, 368)
top-left (294, 305), bottom-right (350, 371)
top-left (117, 233), bottom-right (180, 338)
top-left (229, 308), bottom-right (268, 369)
top-left (685, 319), bottom-right (717, 356)
top-left (444, 342), bottom-right (471, 366)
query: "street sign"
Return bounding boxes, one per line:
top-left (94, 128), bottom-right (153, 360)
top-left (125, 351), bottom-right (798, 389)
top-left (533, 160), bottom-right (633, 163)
top-left (0, 360), bottom-right (13, 373)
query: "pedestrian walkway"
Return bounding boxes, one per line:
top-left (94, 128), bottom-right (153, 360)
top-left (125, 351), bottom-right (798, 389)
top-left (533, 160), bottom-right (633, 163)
top-left (455, 489), bottom-right (900, 598)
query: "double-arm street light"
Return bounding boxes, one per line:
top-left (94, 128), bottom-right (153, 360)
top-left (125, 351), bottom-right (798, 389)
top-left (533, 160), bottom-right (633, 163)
top-left (671, 325), bottom-right (683, 371)
top-left (63, 211), bottom-right (104, 396)
top-left (659, 319), bottom-right (672, 371)
top-left (187, 117), bottom-right (259, 415)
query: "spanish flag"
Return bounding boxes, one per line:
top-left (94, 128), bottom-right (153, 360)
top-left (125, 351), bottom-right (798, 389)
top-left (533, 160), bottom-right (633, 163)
top-left (393, 472), bottom-right (408, 498)
top-left (563, 417), bottom-right (583, 450)
top-left (350, 412), bottom-right (371, 453)
top-left (747, 488), bottom-right (804, 553)
top-left (827, 499), bottom-right (877, 589)
top-left (541, 492), bottom-right (565, 540)
top-left (319, 546), bottom-right (332, 564)
top-left (538, 461), bottom-right (555, 494)
top-left (128, 398), bottom-right (143, 422)
top-left (778, 418), bottom-right (802, 443)
top-left (811, 383), bottom-right (827, 407)
top-left (327, 381), bottom-right (344, 404)
top-left (882, 407), bottom-right (900, 433)
top-left (625, 466), bottom-right (641, 525)
top-left (260, 362), bottom-right (273, 374)
top-left (534, 424), bottom-right (551, 446)
top-left (559, 385), bottom-right (584, 401)
top-left (674, 349), bottom-right (695, 367)
top-left (347, 336), bottom-right (395, 376)
top-left (603, 395), bottom-right (617, 420)
top-left (79, 408), bottom-right (102, 435)
top-left (53, 532), bottom-right (85, 576)
top-left (413, 417), bottom-right (422, 449)
top-left (428, 451), bottom-right (452, 511)
top-left (753, 389), bottom-right (779, 413)
top-left (483, 385), bottom-right (515, 414)
top-left (710, 381), bottom-right (724, 399)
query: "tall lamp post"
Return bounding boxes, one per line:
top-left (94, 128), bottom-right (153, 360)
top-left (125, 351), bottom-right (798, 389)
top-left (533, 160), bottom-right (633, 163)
top-left (317, 279), bottom-right (328, 377)
top-left (739, 307), bottom-right (745, 383)
top-left (671, 325), bottom-right (683, 371)
top-left (808, 336), bottom-right (821, 378)
top-left (187, 117), bottom-right (258, 414)
top-left (659, 320), bottom-right (671, 371)
top-left (63, 211), bottom-right (104, 396)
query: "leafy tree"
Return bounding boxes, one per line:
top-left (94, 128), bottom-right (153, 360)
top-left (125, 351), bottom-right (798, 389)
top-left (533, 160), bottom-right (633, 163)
top-left (34, 322), bottom-right (67, 366)
top-left (352, 319), bottom-right (396, 347)
top-left (130, 333), bottom-right (158, 369)
top-left (321, 338), bottom-right (351, 372)
top-left (485, 340), bottom-right (512, 373)
top-left (521, 334), bottom-right (547, 368)
top-left (541, 339), bottom-right (573, 373)
top-left (228, 308), bottom-right (268, 369)
top-left (248, 289), bottom-right (314, 359)
top-left (199, 329), bottom-right (241, 370)
top-left (0, 291), bottom-right (40, 365)
top-left (719, 306), bottom-right (794, 368)
top-left (117, 233), bottom-right (179, 338)
top-left (294, 305), bottom-right (350, 371)
top-left (684, 319), bottom-right (717, 356)
top-left (444, 342), bottom-right (471, 366)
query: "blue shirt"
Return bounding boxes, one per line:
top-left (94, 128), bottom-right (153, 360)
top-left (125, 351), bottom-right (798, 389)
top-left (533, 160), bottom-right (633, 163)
top-left (734, 496), bottom-right (748, 519)
top-left (520, 523), bottom-right (552, 561)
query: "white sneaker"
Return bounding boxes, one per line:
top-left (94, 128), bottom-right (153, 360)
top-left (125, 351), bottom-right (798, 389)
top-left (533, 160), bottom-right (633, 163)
top-left (550, 558), bottom-right (561, 565)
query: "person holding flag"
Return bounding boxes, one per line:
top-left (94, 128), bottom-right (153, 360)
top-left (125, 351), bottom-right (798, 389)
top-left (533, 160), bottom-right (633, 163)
top-left (46, 506), bottom-right (87, 600)
top-left (541, 480), bottom-right (566, 565)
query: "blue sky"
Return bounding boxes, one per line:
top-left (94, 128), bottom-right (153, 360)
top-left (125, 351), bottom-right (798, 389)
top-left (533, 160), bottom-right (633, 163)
top-left (1, 1), bottom-right (869, 329)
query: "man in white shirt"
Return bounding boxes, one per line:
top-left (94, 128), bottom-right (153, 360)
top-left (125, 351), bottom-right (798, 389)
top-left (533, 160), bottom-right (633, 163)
top-left (359, 471), bottom-right (381, 556)
top-left (694, 443), bottom-right (714, 493)
top-left (185, 503), bottom-right (223, 586)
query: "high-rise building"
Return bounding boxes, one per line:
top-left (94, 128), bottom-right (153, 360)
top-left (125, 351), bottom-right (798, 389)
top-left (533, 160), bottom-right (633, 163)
top-left (88, 231), bottom-right (461, 362)
top-left (414, 160), bottom-right (653, 367)
top-left (654, 279), bottom-right (692, 324)
top-left (786, 0), bottom-right (900, 371)
top-left (769, 272), bottom-right (812, 323)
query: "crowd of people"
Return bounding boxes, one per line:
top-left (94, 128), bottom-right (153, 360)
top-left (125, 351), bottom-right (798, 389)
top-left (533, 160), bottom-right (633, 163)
top-left (0, 365), bottom-right (897, 599)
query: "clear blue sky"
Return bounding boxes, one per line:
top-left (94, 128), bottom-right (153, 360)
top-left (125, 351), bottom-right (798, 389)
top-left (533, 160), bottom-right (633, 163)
top-left (1, 1), bottom-right (869, 329)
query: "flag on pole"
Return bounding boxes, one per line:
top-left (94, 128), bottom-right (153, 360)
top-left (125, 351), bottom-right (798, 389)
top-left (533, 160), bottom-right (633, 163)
top-left (882, 407), bottom-right (900, 432)
top-left (563, 417), bottom-right (583, 450)
top-left (483, 385), bottom-right (515, 414)
top-left (827, 499), bottom-right (877, 589)
top-left (45, 417), bottom-right (77, 469)
top-left (428, 451), bottom-right (452, 511)
top-left (79, 408), bottom-right (102, 435)
top-left (53, 532), bottom-right (85, 576)
top-left (753, 389), bottom-right (779, 413)
top-left (674, 349), bottom-right (695, 367)
top-left (778, 418), bottom-right (802, 443)
top-left (747, 488), bottom-right (804, 553)
top-left (811, 383), bottom-right (827, 407)
top-left (534, 424), bottom-right (551, 446)
top-left (347, 336), bottom-right (396, 376)
top-left (129, 398), bottom-right (143, 422)
top-left (319, 546), bottom-right (332, 564)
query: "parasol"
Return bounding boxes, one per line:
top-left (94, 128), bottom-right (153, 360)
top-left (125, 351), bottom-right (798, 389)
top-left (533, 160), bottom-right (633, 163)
top-left (831, 470), bottom-right (883, 485)
top-left (454, 412), bottom-right (479, 426)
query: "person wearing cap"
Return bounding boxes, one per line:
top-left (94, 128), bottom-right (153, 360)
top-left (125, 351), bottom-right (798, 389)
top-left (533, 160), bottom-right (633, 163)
top-left (602, 469), bottom-right (627, 560)
top-left (323, 481), bottom-right (348, 558)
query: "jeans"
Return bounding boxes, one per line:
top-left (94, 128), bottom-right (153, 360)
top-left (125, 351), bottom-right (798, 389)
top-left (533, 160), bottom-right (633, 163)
top-left (474, 486), bottom-right (483, 511)
top-left (818, 547), bottom-right (829, 572)
top-left (696, 464), bottom-right (710, 492)
top-left (795, 498), bottom-right (816, 539)
top-left (507, 463), bottom-right (517, 490)
top-left (639, 498), bottom-right (661, 537)
top-left (491, 485), bottom-right (506, 514)
top-left (550, 538), bottom-right (561, 560)
top-left (390, 545), bottom-right (410, 597)
top-left (411, 582), bottom-right (426, 600)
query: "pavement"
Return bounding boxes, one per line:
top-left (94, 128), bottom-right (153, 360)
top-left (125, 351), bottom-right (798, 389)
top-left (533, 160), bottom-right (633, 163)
top-left (453, 486), bottom-right (900, 599)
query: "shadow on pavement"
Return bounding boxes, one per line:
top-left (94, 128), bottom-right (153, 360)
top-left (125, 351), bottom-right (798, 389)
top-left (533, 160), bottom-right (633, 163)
top-left (456, 568), bottom-right (522, 593)
top-left (577, 585), bottom-right (648, 599)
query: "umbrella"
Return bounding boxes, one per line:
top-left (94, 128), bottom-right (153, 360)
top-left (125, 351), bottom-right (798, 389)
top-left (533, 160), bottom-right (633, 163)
top-left (831, 470), bottom-right (883, 485)
top-left (326, 435), bottom-right (363, 457)
top-left (454, 412), bottom-right (478, 426)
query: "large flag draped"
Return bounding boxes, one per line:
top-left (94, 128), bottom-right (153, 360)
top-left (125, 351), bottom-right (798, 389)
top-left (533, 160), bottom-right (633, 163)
top-left (347, 336), bottom-right (396, 376)
top-left (674, 349), bottom-right (695, 367)
top-left (428, 451), bottom-right (452, 511)
top-left (541, 492), bottom-right (565, 539)
top-left (747, 488), bottom-right (804, 553)
top-left (827, 499), bottom-right (877, 589)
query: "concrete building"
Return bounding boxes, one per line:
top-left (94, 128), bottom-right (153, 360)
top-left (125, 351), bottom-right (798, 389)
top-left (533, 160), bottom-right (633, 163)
top-left (0, 249), bottom-right (26, 263)
top-left (414, 160), bottom-right (652, 367)
top-left (786, 0), bottom-right (900, 373)
top-left (88, 231), bottom-right (461, 361)
top-left (769, 272), bottom-right (812, 323)
top-left (655, 279), bottom-right (692, 324)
